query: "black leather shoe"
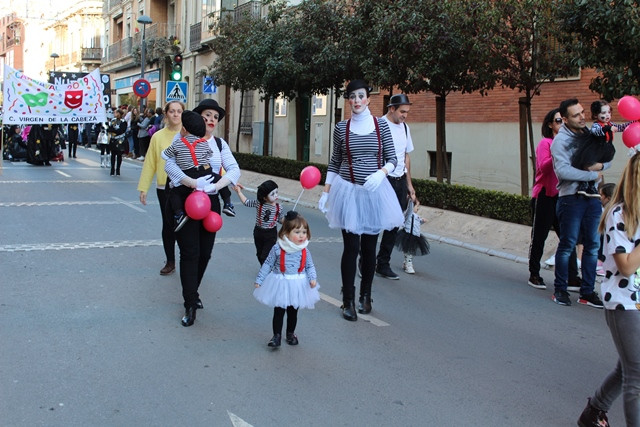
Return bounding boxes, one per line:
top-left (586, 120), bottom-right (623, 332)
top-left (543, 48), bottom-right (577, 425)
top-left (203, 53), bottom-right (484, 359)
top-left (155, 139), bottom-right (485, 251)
top-left (285, 332), bottom-right (299, 345)
top-left (196, 298), bottom-right (204, 309)
top-left (376, 265), bottom-right (399, 280)
top-left (358, 294), bottom-right (372, 314)
top-left (342, 300), bottom-right (357, 321)
top-left (181, 306), bottom-right (196, 327)
top-left (268, 334), bottom-right (281, 347)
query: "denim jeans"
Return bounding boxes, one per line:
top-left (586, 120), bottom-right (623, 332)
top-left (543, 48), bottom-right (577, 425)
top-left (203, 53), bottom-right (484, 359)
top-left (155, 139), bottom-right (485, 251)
top-left (553, 195), bottom-right (601, 294)
top-left (592, 310), bottom-right (640, 426)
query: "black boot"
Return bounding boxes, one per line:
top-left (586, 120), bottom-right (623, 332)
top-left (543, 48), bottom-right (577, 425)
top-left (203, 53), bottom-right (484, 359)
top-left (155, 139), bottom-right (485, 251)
top-left (181, 306), bottom-right (197, 327)
top-left (342, 300), bottom-right (357, 321)
top-left (358, 294), bottom-right (372, 314)
top-left (268, 333), bottom-right (281, 347)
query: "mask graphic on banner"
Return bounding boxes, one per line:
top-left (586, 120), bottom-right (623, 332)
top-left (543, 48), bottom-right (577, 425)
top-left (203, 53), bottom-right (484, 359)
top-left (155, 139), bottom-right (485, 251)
top-left (64, 90), bottom-right (83, 109)
top-left (22, 93), bottom-right (48, 107)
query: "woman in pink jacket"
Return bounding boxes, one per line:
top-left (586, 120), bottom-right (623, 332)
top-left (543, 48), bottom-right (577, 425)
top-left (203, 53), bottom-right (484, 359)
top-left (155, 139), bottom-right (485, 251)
top-left (527, 108), bottom-right (578, 289)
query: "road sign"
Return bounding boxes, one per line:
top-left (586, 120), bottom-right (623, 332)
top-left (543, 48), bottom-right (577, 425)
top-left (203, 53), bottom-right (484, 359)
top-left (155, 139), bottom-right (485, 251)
top-left (133, 79), bottom-right (151, 98)
top-left (166, 81), bottom-right (188, 102)
top-left (203, 76), bottom-right (217, 94)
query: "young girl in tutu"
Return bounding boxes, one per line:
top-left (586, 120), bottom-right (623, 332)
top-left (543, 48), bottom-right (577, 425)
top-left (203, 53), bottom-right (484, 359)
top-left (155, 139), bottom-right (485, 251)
top-left (395, 199), bottom-right (429, 274)
top-left (253, 211), bottom-right (320, 348)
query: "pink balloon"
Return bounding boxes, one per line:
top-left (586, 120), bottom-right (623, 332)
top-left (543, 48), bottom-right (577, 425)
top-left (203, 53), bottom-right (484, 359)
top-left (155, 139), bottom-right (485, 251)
top-left (623, 122), bottom-right (640, 148)
top-left (300, 166), bottom-right (321, 189)
top-left (203, 211), bottom-right (223, 232)
top-left (617, 96), bottom-right (640, 121)
top-left (185, 191), bottom-right (211, 220)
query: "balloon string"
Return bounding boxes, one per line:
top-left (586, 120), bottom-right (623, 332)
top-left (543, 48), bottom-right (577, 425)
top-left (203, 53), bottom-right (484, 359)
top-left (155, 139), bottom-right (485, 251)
top-left (292, 189), bottom-right (304, 211)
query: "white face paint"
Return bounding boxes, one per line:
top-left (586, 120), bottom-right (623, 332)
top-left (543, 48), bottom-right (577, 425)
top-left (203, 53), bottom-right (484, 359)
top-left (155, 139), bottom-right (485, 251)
top-left (267, 188), bottom-right (278, 203)
top-left (348, 88), bottom-right (369, 114)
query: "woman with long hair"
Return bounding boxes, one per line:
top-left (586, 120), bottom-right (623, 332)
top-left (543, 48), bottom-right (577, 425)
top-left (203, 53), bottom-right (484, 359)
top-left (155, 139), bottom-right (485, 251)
top-left (137, 101), bottom-right (184, 275)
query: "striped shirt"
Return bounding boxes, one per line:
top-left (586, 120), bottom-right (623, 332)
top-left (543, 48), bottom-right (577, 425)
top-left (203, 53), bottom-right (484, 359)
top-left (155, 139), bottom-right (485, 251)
top-left (162, 133), bottom-right (212, 171)
top-left (165, 136), bottom-right (241, 189)
top-left (328, 118), bottom-right (397, 185)
top-left (244, 200), bottom-right (283, 229)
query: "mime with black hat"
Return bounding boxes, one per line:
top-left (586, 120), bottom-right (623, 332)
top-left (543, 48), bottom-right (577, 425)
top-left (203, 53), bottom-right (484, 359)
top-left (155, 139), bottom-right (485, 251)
top-left (317, 79), bottom-right (404, 321)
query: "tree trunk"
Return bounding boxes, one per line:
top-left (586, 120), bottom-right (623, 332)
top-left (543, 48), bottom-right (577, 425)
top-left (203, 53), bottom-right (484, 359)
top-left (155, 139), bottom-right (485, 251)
top-left (236, 91), bottom-right (244, 153)
top-left (295, 97), bottom-right (304, 161)
top-left (435, 96), bottom-right (449, 183)
top-left (262, 96), bottom-right (270, 156)
top-left (518, 97), bottom-right (529, 196)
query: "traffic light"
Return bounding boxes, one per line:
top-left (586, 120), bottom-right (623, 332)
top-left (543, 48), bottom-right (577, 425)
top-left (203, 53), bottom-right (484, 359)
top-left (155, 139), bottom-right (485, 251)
top-left (171, 54), bottom-right (183, 81)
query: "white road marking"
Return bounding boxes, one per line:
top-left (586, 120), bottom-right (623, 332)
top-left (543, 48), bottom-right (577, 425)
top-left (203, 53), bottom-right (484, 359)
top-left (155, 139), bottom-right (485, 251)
top-left (228, 411), bottom-right (253, 427)
top-left (55, 170), bottom-right (71, 177)
top-left (112, 196), bottom-right (146, 212)
top-left (320, 293), bottom-right (390, 327)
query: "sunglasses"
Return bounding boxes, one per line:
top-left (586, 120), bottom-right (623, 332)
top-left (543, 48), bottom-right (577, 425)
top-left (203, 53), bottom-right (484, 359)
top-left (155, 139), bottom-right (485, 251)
top-left (554, 118), bottom-right (563, 123)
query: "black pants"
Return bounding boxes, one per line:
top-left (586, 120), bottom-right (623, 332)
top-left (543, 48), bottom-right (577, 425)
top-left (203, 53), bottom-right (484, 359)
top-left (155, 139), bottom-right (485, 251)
top-left (167, 168), bottom-right (213, 217)
top-left (157, 188), bottom-right (176, 264)
top-left (68, 140), bottom-right (77, 158)
top-left (110, 151), bottom-right (122, 174)
top-left (169, 193), bottom-right (221, 309)
top-left (377, 175), bottom-right (409, 268)
top-left (254, 226), bottom-right (277, 265)
top-left (272, 306), bottom-right (298, 335)
top-left (342, 231), bottom-right (378, 301)
top-left (528, 188), bottom-right (578, 278)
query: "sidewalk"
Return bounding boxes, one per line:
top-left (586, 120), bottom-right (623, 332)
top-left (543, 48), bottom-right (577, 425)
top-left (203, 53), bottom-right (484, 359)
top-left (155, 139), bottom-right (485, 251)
top-left (237, 170), bottom-right (554, 265)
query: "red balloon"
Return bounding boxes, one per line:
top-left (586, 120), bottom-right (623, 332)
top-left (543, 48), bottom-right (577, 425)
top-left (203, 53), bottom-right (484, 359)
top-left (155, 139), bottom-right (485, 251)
top-left (617, 96), bottom-right (640, 121)
top-left (300, 166), bottom-right (321, 189)
top-left (203, 211), bottom-right (223, 232)
top-left (623, 122), bottom-right (640, 148)
top-left (185, 191), bottom-right (211, 220)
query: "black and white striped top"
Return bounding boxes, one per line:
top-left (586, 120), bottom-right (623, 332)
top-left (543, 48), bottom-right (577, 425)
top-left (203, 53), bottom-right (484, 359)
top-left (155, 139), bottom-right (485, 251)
top-left (162, 134), bottom-right (212, 171)
top-left (328, 118), bottom-right (397, 185)
top-left (244, 200), bottom-right (283, 230)
top-left (165, 135), bottom-right (241, 189)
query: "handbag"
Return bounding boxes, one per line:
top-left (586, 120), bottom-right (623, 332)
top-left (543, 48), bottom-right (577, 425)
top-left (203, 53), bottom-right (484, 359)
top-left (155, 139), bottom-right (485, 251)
top-left (97, 130), bottom-right (108, 145)
top-left (111, 134), bottom-right (126, 152)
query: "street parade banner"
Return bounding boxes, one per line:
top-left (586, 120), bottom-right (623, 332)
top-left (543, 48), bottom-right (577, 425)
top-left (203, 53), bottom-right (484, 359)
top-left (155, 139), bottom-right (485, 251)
top-left (2, 65), bottom-right (107, 125)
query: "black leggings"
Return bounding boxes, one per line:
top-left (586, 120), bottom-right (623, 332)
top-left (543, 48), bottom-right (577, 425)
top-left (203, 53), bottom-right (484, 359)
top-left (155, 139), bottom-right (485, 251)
top-left (273, 306), bottom-right (298, 335)
top-left (341, 230), bottom-right (378, 301)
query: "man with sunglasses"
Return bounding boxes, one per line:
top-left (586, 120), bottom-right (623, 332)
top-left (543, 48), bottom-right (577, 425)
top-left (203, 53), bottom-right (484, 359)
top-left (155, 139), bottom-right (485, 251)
top-left (550, 98), bottom-right (608, 308)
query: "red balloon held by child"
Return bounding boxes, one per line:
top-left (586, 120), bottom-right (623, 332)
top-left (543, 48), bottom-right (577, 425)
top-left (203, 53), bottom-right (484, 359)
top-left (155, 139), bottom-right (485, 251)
top-left (300, 166), bottom-right (321, 189)
top-left (622, 122), bottom-right (640, 149)
top-left (203, 211), bottom-right (223, 232)
top-left (185, 191), bottom-right (211, 220)
top-left (617, 96), bottom-right (640, 121)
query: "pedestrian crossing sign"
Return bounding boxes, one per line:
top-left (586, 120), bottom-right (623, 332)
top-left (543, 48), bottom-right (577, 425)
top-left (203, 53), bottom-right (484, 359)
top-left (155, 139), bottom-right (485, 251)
top-left (166, 81), bottom-right (188, 102)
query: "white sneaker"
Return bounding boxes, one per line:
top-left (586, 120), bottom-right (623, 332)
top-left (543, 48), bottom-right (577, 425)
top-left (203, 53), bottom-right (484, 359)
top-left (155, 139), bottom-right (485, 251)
top-left (544, 255), bottom-right (555, 267)
top-left (403, 255), bottom-right (415, 274)
top-left (138, 155), bottom-right (145, 161)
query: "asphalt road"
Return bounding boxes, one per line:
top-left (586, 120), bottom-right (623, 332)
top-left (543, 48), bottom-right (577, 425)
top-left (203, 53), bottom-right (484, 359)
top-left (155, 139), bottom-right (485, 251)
top-left (0, 147), bottom-right (624, 426)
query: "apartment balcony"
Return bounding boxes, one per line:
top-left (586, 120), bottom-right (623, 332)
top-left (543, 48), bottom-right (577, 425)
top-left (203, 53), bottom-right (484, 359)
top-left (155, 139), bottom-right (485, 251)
top-left (81, 47), bottom-right (102, 61)
top-left (200, 8), bottom-right (236, 45)
top-left (235, 1), bottom-right (262, 22)
top-left (102, 23), bottom-right (179, 72)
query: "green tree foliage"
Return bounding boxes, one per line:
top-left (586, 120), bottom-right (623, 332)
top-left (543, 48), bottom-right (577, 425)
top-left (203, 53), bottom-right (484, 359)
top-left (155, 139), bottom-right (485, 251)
top-left (491, 0), bottom-right (575, 192)
top-left (355, 0), bottom-right (502, 183)
top-left (556, 0), bottom-right (640, 99)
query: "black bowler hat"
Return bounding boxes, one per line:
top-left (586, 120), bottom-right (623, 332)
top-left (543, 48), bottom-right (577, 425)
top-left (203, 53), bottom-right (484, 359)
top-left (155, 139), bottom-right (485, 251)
top-left (181, 110), bottom-right (206, 138)
top-left (193, 98), bottom-right (226, 121)
top-left (387, 94), bottom-right (412, 107)
top-left (344, 79), bottom-right (372, 98)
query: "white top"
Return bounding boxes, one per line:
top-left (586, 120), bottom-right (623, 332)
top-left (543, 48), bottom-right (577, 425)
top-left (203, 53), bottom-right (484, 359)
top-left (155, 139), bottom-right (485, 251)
top-left (602, 203), bottom-right (640, 311)
top-left (380, 115), bottom-right (413, 178)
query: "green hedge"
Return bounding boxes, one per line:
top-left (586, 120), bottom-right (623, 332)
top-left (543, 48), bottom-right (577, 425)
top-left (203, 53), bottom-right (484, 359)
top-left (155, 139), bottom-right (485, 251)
top-left (235, 152), bottom-right (532, 226)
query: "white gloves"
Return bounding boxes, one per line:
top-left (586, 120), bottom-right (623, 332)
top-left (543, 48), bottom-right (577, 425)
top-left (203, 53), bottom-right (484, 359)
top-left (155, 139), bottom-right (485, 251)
top-left (318, 192), bottom-right (329, 213)
top-left (203, 183), bottom-right (218, 194)
top-left (363, 170), bottom-right (386, 192)
top-left (196, 176), bottom-right (213, 191)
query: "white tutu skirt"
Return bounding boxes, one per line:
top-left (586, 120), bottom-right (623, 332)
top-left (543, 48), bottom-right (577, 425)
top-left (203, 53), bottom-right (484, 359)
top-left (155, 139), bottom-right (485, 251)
top-left (253, 273), bottom-right (320, 309)
top-left (325, 175), bottom-right (404, 235)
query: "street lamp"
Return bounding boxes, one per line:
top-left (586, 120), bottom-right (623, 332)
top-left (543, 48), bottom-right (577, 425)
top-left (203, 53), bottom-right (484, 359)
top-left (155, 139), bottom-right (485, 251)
top-left (137, 15), bottom-right (152, 110)
top-left (50, 53), bottom-right (59, 72)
